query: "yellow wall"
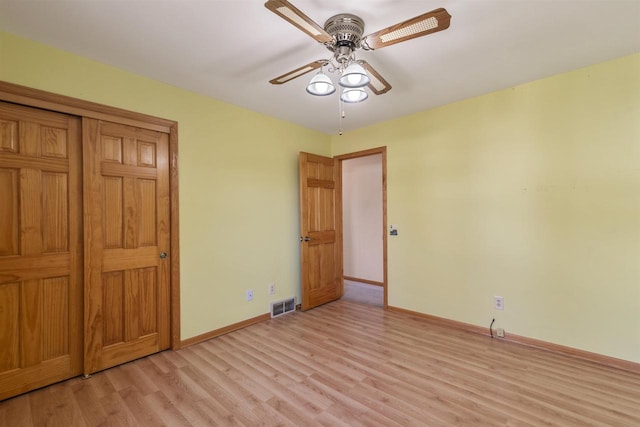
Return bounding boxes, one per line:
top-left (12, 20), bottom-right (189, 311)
top-left (331, 53), bottom-right (640, 363)
top-left (2, 31), bottom-right (639, 363)
top-left (0, 31), bottom-right (331, 339)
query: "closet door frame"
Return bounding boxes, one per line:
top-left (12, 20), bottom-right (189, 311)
top-left (0, 80), bottom-right (182, 350)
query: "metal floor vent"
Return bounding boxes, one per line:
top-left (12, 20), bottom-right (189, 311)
top-left (270, 297), bottom-right (296, 318)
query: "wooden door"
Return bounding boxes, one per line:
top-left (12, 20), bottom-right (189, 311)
top-left (0, 102), bottom-right (82, 399)
top-left (299, 152), bottom-right (342, 310)
top-left (83, 118), bottom-right (170, 374)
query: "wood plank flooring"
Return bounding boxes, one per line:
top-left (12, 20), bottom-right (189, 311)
top-left (1, 299), bottom-right (639, 426)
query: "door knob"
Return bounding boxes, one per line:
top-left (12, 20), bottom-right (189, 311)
top-left (160, 252), bottom-right (167, 259)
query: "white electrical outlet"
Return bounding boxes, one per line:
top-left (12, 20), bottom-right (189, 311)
top-left (494, 295), bottom-right (504, 310)
top-left (268, 282), bottom-right (276, 295)
top-left (246, 289), bottom-right (253, 301)
top-left (496, 328), bottom-right (505, 338)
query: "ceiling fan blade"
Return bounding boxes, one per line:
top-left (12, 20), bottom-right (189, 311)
top-left (362, 8), bottom-right (451, 50)
top-left (361, 61), bottom-right (392, 95)
top-left (265, 0), bottom-right (333, 44)
top-left (269, 60), bottom-right (326, 85)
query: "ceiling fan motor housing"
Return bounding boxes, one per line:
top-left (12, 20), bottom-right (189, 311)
top-left (324, 14), bottom-right (365, 62)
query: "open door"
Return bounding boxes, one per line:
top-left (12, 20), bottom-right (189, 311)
top-left (299, 152), bottom-right (342, 310)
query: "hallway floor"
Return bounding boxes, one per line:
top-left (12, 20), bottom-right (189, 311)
top-left (342, 280), bottom-right (383, 307)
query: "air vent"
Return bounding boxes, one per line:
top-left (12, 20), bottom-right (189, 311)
top-left (270, 297), bottom-right (296, 318)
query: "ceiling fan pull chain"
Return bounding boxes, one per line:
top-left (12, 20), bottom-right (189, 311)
top-left (338, 95), bottom-right (345, 136)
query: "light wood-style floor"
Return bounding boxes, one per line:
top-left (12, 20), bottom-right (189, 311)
top-left (2, 300), bottom-right (639, 426)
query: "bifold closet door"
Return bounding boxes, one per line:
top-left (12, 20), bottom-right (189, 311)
top-left (0, 101), bottom-right (83, 400)
top-left (83, 118), bottom-right (170, 375)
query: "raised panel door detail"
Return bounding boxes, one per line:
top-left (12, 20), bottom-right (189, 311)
top-left (19, 168), bottom-right (43, 256)
top-left (137, 141), bottom-right (156, 167)
top-left (123, 267), bottom-right (158, 341)
top-left (102, 271), bottom-right (125, 346)
top-left (0, 168), bottom-right (19, 255)
top-left (0, 282), bottom-right (20, 371)
top-left (103, 177), bottom-right (124, 249)
top-left (42, 172), bottom-right (69, 252)
top-left (19, 279), bottom-right (42, 368)
top-left (41, 126), bottom-right (68, 159)
top-left (102, 135), bottom-right (123, 163)
top-left (138, 179), bottom-right (157, 246)
top-left (123, 177), bottom-right (138, 249)
top-left (138, 267), bottom-right (157, 336)
top-left (41, 276), bottom-right (70, 359)
top-left (0, 119), bottom-right (17, 152)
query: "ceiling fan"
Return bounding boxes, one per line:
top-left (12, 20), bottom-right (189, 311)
top-left (265, 0), bottom-right (452, 101)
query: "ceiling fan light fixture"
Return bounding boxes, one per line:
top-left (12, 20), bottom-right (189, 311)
top-left (341, 87), bottom-right (368, 103)
top-left (306, 72), bottom-right (336, 96)
top-left (339, 63), bottom-right (370, 88)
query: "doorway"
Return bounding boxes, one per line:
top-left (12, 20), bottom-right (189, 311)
top-left (337, 147), bottom-right (387, 307)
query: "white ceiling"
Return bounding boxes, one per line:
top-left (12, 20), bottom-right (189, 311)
top-left (1, 1), bottom-right (639, 135)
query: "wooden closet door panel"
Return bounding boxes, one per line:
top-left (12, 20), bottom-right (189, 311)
top-left (84, 118), bottom-right (170, 375)
top-left (0, 102), bottom-right (82, 400)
